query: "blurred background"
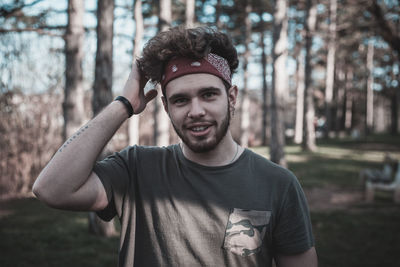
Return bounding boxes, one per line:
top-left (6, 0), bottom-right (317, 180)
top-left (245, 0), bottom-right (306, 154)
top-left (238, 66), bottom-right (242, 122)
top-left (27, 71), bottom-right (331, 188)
top-left (0, 0), bottom-right (399, 266)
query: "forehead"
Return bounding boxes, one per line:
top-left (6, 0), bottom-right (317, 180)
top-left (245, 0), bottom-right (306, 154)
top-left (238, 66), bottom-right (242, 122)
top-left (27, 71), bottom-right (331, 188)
top-left (165, 73), bottom-right (226, 97)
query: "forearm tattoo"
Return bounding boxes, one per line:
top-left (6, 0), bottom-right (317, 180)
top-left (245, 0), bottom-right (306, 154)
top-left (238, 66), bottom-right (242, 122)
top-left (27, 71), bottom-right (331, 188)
top-left (58, 125), bottom-right (89, 152)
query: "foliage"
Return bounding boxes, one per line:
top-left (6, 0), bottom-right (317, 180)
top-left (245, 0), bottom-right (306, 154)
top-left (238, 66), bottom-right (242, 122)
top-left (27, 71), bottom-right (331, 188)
top-left (1, 0), bottom-right (399, 135)
top-left (0, 92), bottom-right (62, 197)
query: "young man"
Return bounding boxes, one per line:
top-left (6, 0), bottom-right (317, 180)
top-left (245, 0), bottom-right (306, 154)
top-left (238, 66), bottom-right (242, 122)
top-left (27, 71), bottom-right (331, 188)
top-left (33, 26), bottom-right (317, 267)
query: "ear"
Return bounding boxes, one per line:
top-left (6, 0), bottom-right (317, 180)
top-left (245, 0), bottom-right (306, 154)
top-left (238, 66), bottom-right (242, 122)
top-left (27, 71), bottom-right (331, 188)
top-left (228, 85), bottom-right (238, 107)
top-left (161, 95), bottom-right (168, 113)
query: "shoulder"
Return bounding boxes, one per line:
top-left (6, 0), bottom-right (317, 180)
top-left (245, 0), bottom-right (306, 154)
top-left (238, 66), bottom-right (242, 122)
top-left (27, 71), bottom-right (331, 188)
top-left (244, 149), bottom-right (297, 185)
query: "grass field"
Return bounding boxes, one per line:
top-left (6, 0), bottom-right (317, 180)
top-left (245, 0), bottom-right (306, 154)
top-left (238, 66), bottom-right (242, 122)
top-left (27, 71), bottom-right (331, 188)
top-left (1, 135), bottom-right (399, 266)
top-left (313, 205), bottom-right (400, 267)
top-left (0, 197), bottom-right (119, 267)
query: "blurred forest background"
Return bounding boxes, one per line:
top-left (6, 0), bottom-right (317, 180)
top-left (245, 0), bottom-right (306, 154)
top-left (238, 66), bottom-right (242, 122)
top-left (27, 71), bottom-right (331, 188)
top-left (1, 0), bottom-right (400, 266)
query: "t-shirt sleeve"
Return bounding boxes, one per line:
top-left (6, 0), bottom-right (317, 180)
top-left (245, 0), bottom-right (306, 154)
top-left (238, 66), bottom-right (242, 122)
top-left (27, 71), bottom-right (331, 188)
top-left (272, 176), bottom-right (315, 255)
top-left (93, 147), bottom-right (133, 221)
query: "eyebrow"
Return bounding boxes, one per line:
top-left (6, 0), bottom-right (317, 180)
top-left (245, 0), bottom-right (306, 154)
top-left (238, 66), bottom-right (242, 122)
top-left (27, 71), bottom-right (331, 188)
top-left (198, 87), bottom-right (222, 94)
top-left (168, 86), bottom-right (223, 102)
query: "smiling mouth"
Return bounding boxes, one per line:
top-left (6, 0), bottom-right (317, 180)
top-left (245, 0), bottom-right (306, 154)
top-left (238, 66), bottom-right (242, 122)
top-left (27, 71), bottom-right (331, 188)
top-left (186, 123), bottom-right (213, 137)
top-left (191, 126), bottom-right (209, 132)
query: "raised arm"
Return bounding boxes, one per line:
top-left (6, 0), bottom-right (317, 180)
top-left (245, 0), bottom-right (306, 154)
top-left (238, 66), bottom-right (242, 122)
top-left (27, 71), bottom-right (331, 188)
top-left (32, 62), bottom-right (157, 211)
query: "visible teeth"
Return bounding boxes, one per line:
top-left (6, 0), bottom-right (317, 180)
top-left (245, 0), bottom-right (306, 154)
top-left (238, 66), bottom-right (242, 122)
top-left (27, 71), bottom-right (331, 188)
top-left (192, 126), bottom-right (207, 132)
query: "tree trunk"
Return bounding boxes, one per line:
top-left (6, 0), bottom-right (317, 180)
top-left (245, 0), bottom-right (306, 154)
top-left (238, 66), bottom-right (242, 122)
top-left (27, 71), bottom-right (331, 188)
top-left (92, 0), bottom-right (114, 116)
top-left (344, 66), bottom-right (353, 132)
top-left (294, 50), bottom-right (305, 144)
top-left (302, 0), bottom-right (317, 152)
top-left (154, 0), bottom-right (171, 146)
top-left (259, 10), bottom-right (269, 146)
top-left (270, 0), bottom-right (288, 167)
top-left (240, 1), bottom-right (251, 147)
top-left (128, 0), bottom-right (144, 145)
top-left (392, 86), bottom-right (400, 135)
top-left (88, 0), bottom-right (116, 238)
top-left (324, 0), bottom-right (337, 137)
top-left (390, 62), bottom-right (399, 135)
top-left (159, 0), bottom-right (171, 31)
top-left (185, 0), bottom-right (195, 28)
top-left (63, 0), bottom-right (85, 140)
top-left (335, 65), bottom-right (346, 134)
top-left (215, 0), bottom-right (223, 29)
top-left (366, 39), bottom-right (374, 135)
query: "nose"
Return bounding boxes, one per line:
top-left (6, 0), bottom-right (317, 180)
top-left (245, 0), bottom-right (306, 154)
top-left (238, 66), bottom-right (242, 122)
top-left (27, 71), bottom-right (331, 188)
top-left (187, 98), bottom-right (205, 119)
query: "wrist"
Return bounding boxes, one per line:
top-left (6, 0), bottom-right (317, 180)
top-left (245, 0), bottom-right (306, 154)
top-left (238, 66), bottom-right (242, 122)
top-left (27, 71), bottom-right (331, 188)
top-left (114, 96), bottom-right (134, 117)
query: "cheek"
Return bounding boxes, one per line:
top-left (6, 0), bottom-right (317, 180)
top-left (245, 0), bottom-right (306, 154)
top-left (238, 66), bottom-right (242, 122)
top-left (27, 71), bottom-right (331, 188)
top-left (168, 109), bottom-right (186, 124)
top-left (214, 102), bottom-right (229, 117)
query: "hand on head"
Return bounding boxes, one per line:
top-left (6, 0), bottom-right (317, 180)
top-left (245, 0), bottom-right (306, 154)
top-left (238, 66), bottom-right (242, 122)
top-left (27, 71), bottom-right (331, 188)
top-left (122, 61), bottom-right (158, 115)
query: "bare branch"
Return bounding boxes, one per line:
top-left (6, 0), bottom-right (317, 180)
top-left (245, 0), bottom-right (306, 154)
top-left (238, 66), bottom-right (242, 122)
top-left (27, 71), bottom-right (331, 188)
top-left (0, 27), bottom-right (62, 37)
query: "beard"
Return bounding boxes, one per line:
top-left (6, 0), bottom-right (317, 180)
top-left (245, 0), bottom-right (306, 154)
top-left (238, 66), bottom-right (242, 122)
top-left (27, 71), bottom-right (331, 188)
top-left (171, 105), bottom-right (231, 153)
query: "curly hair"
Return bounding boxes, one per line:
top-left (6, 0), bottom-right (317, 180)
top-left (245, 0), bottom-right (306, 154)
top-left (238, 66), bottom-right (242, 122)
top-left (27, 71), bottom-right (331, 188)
top-left (137, 26), bottom-right (239, 84)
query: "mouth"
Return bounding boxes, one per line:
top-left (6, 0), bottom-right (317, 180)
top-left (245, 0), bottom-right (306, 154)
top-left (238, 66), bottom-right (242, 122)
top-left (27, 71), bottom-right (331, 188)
top-left (191, 126), bottom-right (209, 132)
top-left (186, 123), bottom-right (213, 137)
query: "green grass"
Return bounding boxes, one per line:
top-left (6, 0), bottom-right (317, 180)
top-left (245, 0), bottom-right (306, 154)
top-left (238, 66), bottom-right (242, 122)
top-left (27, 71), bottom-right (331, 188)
top-left (0, 197), bottom-right (119, 267)
top-left (312, 204), bottom-right (400, 267)
top-left (252, 138), bottom-right (400, 189)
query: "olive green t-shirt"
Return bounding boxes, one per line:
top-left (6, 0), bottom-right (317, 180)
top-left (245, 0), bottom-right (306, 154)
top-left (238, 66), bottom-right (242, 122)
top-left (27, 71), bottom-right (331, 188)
top-left (94, 144), bottom-right (314, 267)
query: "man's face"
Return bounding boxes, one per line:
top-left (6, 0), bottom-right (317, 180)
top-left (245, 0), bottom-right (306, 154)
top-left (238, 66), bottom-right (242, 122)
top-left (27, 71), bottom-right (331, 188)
top-left (163, 73), bottom-right (236, 153)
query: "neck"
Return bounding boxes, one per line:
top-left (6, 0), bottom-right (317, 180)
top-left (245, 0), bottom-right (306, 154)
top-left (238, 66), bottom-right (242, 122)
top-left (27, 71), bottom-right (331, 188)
top-left (180, 131), bottom-right (242, 166)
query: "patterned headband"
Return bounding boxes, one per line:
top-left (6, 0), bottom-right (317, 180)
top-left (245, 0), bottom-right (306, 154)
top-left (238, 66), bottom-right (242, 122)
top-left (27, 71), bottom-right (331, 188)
top-left (161, 53), bottom-right (232, 93)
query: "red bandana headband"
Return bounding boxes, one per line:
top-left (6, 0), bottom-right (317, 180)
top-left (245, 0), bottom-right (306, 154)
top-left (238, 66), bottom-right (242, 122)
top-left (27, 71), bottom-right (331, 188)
top-left (161, 53), bottom-right (232, 93)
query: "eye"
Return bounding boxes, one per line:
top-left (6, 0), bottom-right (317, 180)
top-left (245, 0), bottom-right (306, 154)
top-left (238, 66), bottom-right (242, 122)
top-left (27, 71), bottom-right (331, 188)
top-left (173, 97), bottom-right (188, 105)
top-left (203, 91), bottom-right (217, 99)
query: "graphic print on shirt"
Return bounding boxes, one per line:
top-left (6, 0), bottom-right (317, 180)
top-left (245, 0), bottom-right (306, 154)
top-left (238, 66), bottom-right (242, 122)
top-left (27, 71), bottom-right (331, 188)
top-left (223, 208), bottom-right (271, 257)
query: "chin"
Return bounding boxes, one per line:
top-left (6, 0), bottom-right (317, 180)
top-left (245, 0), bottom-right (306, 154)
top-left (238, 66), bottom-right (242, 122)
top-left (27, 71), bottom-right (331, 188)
top-left (184, 139), bottom-right (219, 153)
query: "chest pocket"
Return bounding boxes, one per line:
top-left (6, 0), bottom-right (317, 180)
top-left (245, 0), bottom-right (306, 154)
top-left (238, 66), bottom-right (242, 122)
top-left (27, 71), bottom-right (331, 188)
top-left (223, 208), bottom-right (271, 257)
